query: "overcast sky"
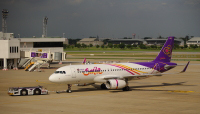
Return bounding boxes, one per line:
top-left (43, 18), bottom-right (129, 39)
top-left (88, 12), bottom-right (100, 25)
top-left (0, 0), bottom-right (200, 39)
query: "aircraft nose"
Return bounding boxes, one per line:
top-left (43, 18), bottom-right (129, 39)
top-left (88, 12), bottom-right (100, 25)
top-left (49, 75), bottom-right (55, 82)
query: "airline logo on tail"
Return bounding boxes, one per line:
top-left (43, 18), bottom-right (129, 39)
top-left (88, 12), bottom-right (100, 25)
top-left (163, 45), bottom-right (172, 57)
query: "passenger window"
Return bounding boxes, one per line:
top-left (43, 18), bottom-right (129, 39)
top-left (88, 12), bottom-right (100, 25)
top-left (63, 71), bottom-right (66, 74)
top-left (60, 71), bottom-right (63, 74)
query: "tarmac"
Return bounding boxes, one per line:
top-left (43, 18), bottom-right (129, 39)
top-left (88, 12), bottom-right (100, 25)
top-left (0, 60), bottom-right (200, 114)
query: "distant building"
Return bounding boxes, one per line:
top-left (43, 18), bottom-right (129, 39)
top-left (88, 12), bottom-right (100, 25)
top-left (77, 38), bottom-right (103, 46)
top-left (108, 38), bottom-right (184, 46)
top-left (187, 37), bottom-right (200, 46)
top-left (108, 39), bottom-right (144, 45)
top-left (146, 39), bottom-right (184, 46)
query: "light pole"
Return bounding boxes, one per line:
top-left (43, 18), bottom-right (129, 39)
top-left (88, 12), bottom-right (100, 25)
top-left (63, 33), bottom-right (65, 38)
top-left (18, 34), bottom-right (20, 38)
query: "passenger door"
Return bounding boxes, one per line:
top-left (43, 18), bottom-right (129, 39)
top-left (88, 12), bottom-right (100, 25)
top-left (70, 67), bottom-right (76, 78)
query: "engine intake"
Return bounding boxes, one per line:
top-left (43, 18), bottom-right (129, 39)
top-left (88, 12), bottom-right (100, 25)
top-left (106, 79), bottom-right (126, 89)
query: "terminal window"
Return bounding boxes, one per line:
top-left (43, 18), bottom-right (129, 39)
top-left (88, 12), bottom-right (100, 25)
top-left (33, 42), bottom-right (63, 47)
top-left (10, 46), bottom-right (19, 53)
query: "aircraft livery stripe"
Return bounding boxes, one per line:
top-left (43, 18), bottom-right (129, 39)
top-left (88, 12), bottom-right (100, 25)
top-left (107, 64), bottom-right (135, 75)
top-left (114, 63), bottom-right (146, 74)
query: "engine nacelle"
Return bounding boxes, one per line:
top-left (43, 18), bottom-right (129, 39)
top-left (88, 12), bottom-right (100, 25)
top-left (106, 79), bottom-right (126, 89)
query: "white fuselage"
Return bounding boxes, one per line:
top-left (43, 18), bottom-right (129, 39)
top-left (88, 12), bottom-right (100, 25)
top-left (49, 63), bottom-right (158, 84)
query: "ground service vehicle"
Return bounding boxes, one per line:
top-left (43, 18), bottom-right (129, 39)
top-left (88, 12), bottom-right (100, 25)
top-left (8, 86), bottom-right (48, 96)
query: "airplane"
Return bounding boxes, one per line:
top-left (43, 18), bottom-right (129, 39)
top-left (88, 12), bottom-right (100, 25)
top-left (49, 36), bottom-right (190, 93)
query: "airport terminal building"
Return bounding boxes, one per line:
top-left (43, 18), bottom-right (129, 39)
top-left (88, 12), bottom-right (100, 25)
top-left (0, 32), bottom-right (68, 70)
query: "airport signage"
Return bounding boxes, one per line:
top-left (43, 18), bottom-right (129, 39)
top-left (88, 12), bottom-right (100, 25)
top-left (31, 52), bottom-right (48, 58)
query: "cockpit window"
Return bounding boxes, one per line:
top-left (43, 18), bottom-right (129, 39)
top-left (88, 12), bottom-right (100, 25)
top-left (54, 71), bottom-right (60, 74)
top-left (54, 71), bottom-right (66, 74)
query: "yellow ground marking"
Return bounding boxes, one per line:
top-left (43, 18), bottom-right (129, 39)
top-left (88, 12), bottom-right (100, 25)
top-left (168, 90), bottom-right (194, 93)
top-left (140, 87), bottom-right (196, 93)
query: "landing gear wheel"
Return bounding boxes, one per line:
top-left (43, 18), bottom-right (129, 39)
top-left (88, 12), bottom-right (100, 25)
top-left (21, 89), bottom-right (28, 96)
top-left (122, 86), bottom-right (130, 91)
top-left (34, 89), bottom-right (41, 95)
top-left (101, 83), bottom-right (107, 89)
top-left (66, 89), bottom-right (72, 93)
top-left (67, 84), bottom-right (72, 93)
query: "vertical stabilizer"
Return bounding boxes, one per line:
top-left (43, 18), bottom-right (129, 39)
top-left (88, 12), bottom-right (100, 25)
top-left (82, 58), bottom-right (86, 64)
top-left (153, 36), bottom-right (174, 62)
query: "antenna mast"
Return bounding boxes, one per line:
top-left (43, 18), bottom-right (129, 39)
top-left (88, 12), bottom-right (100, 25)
top-left (42, 16), bottom-right (48, 38)
top-left (2, 9), bottom-right (9, 40)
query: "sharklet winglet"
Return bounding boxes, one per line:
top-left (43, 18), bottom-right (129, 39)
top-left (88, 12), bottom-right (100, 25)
top-left (180, 61), bottom-right (190, 73)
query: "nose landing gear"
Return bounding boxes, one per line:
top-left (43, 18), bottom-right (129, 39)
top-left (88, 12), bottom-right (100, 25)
top-left (56, 84), bottom-right (72, 93)
top-left (66, 84), bottom-right (72, 93)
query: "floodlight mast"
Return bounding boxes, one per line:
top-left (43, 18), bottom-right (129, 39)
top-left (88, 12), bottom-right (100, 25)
top-left (42, 16), bottom-right (48, 38)
top-left (2, 9), bottom-right (9, 40)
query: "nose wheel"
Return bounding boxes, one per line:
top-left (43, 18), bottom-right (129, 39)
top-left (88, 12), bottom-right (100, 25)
top-left (66, 84), bottom-right (72, 93)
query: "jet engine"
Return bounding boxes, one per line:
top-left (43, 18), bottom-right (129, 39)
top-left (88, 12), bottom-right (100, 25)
top-left (106, 79), bottom-right (126, 89)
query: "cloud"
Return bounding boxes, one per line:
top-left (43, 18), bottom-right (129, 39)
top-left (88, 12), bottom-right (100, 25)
top-left (161, 3), bottom-right (167, 5)
top-left (67, 0), bottom-right (84, 5)
top-left (184, 0), bottom-right (200, 5)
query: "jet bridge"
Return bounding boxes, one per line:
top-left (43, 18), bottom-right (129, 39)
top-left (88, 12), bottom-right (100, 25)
top-left (18, 50), bottom-right (66, 71)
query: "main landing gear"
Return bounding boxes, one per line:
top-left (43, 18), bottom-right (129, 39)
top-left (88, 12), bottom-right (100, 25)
top-left (122, 86), bottom-right (130, 91)
top-left (100, 83), bottom-right (107, 89)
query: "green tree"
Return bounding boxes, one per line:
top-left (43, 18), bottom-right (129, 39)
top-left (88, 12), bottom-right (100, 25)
top-left (114, 44), bottom-right (118, 48)
top-left (75, 43), bottom-right (81, 48)
top-left (89, 44), bottom-right (93, 47)
top-left (184, 44), bottom-right (188, 48)
top-left (68, 38), bottom-right (81, 45)
top-left (132, 44), bottom-right (137, 48)
top-left (108, 43), bottom-right (113, 48)
top-left (96, 45), bottom-right (99, 48)
top-left (81, 43), bottom-right (87, 48)
top-left (126, 44), bottom-right (132, 49)
top-left (139, 43), bottom-right (147, 49)
top-left (101, 45), bottom-right (105, 48)
top-left (150, 45), bottom-right (157, 49)
top-left (103, 39), bottom-right (110, 44)
top-left (119, 43), bottom-right (125, 49)
top-left (174, 44), bottom-right (179, 49)
top-left (191, 44), bottom-right (198, 49)
top-left (63, 44), bottom-right (67, 49)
